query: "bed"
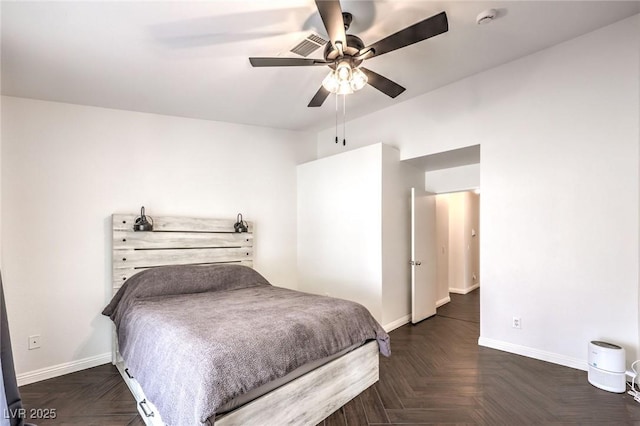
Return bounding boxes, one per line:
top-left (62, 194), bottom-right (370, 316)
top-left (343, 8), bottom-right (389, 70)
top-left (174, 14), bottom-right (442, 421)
top-left (105, 214), bottom-right (389, 425)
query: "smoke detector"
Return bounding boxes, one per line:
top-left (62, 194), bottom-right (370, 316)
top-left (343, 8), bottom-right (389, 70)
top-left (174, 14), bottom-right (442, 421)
top-left (476, 9), bottom-right (497, 25)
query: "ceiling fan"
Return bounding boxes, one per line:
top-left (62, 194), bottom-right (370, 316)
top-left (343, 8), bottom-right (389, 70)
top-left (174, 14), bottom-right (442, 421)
top-left (249, 0), bottom-right (448, 107)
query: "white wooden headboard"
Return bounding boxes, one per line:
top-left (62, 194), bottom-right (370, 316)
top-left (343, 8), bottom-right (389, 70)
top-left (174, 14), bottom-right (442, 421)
top-left (110, 213), bottom-right (254, 363)
top-left (112, 214), bottom-right (254, 290)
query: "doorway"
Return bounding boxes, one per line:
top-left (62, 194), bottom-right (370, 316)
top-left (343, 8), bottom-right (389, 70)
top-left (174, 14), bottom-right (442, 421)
top-left (403, 145), bottom-right (481, 328)
top-left (435, 191), bottom-right (480, 301)
top-left (434, 190), bottom-right (480, 325)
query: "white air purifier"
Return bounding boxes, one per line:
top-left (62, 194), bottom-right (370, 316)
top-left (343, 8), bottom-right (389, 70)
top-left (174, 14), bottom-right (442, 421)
top-left (588, 340), bottom-right (626, 393)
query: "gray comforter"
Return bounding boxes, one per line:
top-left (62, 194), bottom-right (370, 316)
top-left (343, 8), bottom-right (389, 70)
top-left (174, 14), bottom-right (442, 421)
top-left (102, 264), bottom-right (390, 426)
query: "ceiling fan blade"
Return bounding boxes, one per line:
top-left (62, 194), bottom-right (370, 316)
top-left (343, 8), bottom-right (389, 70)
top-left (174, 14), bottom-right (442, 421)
top-left (308, 86), bottom-right (331, 107)
top-left (249, 57), bottom-right (331, 67)
top-left (315, 0), bottom-right (347, 49)
top-left (361, 11), bottom-right (448, 58)
top-left (361, 68), bottom-right (405, 98)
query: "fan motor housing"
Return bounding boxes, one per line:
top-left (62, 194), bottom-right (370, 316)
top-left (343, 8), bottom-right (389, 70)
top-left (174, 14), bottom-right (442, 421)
top-left (324, 34), bottom-right (365, 67)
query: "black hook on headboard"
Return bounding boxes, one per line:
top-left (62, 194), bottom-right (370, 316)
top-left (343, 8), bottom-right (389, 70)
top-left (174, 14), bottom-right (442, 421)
top-left (233, 213), bottom-right (248, 233)
top-left (133, 206), bottom-right (153, 232)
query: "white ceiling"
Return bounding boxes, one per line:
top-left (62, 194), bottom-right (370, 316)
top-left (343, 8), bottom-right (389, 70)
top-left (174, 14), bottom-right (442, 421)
top-left (2, 1), bottom-right (638, 132)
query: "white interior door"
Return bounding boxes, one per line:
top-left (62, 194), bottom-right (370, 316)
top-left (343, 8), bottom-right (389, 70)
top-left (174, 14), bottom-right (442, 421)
top-left (411, 188), bottom-right (437, 323)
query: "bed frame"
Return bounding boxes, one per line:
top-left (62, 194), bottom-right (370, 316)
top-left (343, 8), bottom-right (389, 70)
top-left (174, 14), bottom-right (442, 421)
top-left (111, 213), bottom-right (379, 425)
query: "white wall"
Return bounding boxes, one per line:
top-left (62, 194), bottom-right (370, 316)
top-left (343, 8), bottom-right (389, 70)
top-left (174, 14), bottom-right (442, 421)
top-left (297, 144), bottom-right (383, 321)
top-left (1, 97), bottom-right (315, 382)
top-left (297, 143), bottom-right (422, 327)
top-left (469, 192), bottom-right (479, 290)
top-left (316, 15), bottom-right (640, 368)
top-left (381, 145), bottom-right (423, 325)
top-left (478, 16), bottom-right (638, 366)
top-left (447, 193), bottom-right (467, 292)
top-left (435, 196), bottom-right (449, 305)
top-left (425, 164), bottom-right (480, 194)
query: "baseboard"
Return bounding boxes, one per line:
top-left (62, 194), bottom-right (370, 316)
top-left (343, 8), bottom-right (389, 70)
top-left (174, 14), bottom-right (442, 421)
top-left (449, 283), bottom-right (480, 295)
top-left (383, 314), bottom-right (411, 332)
top-left (436, 296), bottom-right (450, 307)
top-left (478, 336), bottom-right (588, 371)
top-left (17, 352), bottom-right (111, 386)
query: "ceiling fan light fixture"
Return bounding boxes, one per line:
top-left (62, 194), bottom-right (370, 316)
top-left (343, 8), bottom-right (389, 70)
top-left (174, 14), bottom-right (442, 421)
top-left (335, 61), bottom-right (352, 81)
top-left (322, 71), bottom-right (340, 93)
top-left (337, 80), bottom-right (354, 95)
top-left (350, 67), bottom-right (368, 91)
top-left (323, 61), bottom-right (365, 95)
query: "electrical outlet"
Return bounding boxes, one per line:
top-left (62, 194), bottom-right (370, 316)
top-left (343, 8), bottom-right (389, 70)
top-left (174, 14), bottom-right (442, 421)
top-left (28, 335), bottom-right (41, 350)
top-left (512, 317), bottom-right (521, 329)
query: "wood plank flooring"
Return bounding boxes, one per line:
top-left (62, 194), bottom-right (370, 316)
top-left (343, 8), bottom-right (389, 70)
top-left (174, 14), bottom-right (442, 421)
top-left (19, 289), bottom-right (640, 425)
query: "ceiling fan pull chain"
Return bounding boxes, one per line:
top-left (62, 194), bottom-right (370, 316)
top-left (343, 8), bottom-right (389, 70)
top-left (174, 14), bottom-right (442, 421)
top-left (335, 92), bottom-right (339, 144)
top-left (342, 94), bottom-right (346, 146)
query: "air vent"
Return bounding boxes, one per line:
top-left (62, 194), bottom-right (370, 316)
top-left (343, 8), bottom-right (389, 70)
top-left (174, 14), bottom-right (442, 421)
top-left (290, 33), bottom-right (328, 57)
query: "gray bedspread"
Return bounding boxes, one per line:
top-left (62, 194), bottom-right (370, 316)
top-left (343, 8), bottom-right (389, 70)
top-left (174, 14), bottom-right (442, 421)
top-left (102, 264), bottom-right (390, 426)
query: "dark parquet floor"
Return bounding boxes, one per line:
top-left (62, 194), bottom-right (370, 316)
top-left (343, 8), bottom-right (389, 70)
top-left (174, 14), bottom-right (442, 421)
top-left (20, 289), bottom-right (640, 425)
